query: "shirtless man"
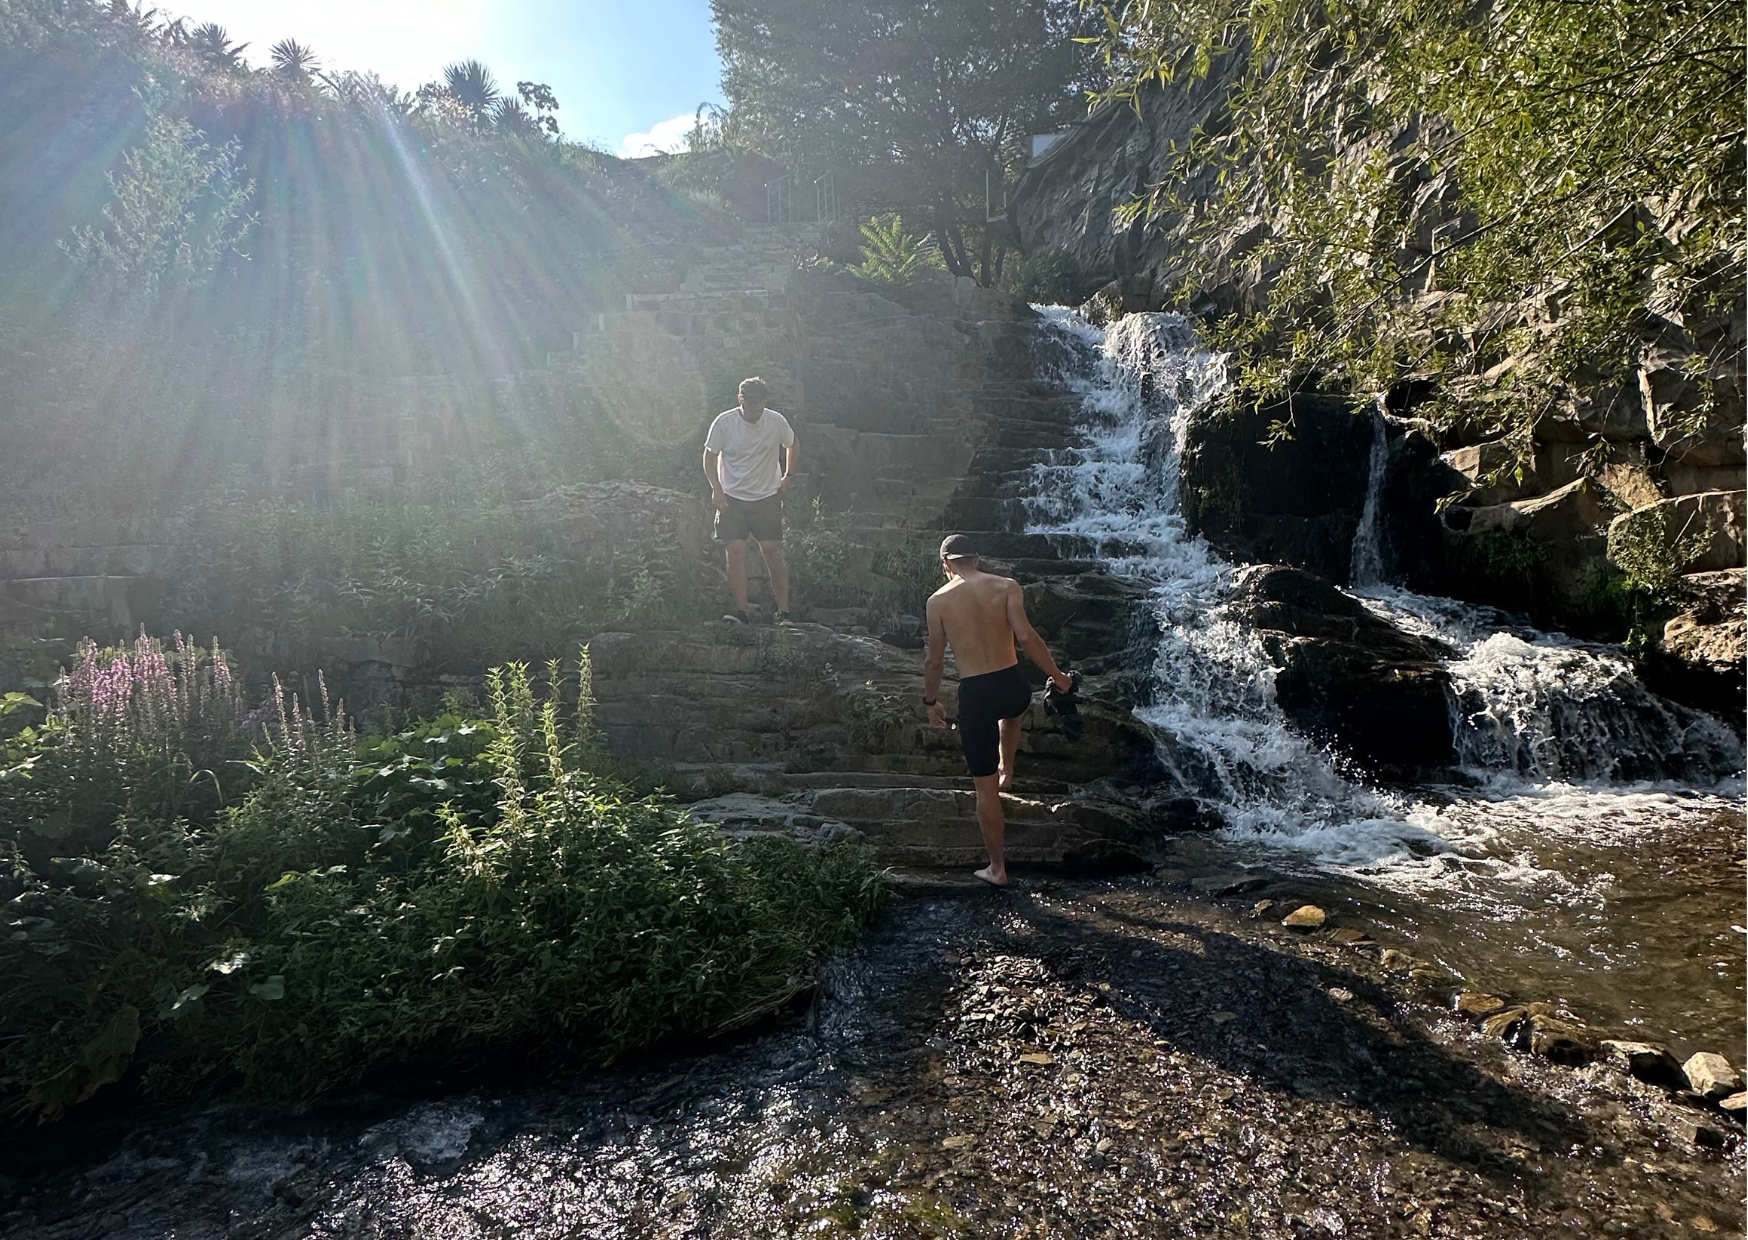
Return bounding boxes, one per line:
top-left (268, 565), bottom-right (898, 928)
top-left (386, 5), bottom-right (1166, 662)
top-left (923, 534), bottom-right (1075, 886)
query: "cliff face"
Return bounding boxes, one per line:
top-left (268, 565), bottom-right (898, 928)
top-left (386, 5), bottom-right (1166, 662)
top-left (1007, 82), bottom-right (1234, 315)
top-left (1010, 85), bottom-right (1746, 715)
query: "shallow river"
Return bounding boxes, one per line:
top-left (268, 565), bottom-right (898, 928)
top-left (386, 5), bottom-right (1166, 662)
top-left (4, 873), bottom-right (1741, 1239)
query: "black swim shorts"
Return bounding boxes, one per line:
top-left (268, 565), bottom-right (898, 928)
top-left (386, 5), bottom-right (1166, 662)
top-left (714, 494), bottom-right (784, 544)
top-left (957, 663), bottom-right (1033, 778)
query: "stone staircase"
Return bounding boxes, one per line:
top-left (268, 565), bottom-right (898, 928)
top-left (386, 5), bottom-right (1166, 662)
top-left (575, 262), bottom-right (1184, 870)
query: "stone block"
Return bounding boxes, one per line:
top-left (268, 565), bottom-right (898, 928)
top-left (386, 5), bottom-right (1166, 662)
top-left (1643, 351), bottom-right (1746, 465)
top-left (1442, 441), bottom-right (1540, 505)
top-left (1608, 490), bottom-right (1746, 574)
top-left (1664, 460), bottom-right (1747, 496)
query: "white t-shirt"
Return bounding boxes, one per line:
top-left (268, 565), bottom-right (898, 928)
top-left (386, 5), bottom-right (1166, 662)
top-left (704, 408), bottom-right (795, 501)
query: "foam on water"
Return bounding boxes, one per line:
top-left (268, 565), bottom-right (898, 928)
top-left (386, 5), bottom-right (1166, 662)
top-left (1022, 306), bottom-right (1742, 890)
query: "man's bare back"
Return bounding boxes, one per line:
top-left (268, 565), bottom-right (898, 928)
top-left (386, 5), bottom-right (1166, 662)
top-left (928, 571), bottom-right (1026, 678)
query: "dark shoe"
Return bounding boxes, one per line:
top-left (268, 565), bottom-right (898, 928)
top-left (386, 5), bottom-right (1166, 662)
top-left (723, 609), bottom-right (750, 625)
top-left (776, 611), bottom-right (795, 627)
top-left (1043, 670), bottom-right (1084, 740)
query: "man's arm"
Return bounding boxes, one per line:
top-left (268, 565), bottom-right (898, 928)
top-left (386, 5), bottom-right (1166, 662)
top-left (702, 449), bottom-right (728, 510)
top-left (1007, 581), bottom-right (1073, 692)
top-left (778, 437), bottom-right (798, 491)
top-left (923, 593), bottom-right (948, 729)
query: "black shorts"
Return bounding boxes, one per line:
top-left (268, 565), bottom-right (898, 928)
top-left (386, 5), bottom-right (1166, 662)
top-left (957, 663), bottom-right (1033, 778)
top-left (714, 494), bottom-right (784, 544)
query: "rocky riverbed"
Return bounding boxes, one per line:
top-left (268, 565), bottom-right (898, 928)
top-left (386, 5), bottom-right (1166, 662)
top-left (4, 858), bottom-right (1741, 1240)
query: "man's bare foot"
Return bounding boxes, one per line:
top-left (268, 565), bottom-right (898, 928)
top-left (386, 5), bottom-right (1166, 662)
top-left (973, 865), bottom-right (1009, 887)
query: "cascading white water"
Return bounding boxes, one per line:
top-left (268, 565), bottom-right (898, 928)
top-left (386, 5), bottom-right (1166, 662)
top-left (1024, 309), bottom-right (1411, 856)
top-left (1348, 411), bottom-right (1390, 587)
top-left (1022, 307), bottom-right (1742, 877)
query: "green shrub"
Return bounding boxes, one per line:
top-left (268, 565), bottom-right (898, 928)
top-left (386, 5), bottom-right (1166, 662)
top-left (0, 650), bottom-right (882, 1119)
top-left (850, 215), bottom-right (944, 284)
top-left (841, 682), bottom-right (909, 752)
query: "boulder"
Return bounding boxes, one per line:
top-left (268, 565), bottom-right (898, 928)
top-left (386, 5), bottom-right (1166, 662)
top-left (1663, 460), bottom-right (1747, 496)
top-left (1600, 1040), bottom-right (1686, 1088)
top-left (1656, 569), bottom-right (1747, 712)
top-left (1683, 1052), bottom-right (1743, 1100)
top-left (1534, 383), bottom-right (1650, 444)
top-left (1231, 565), bottom-right (1455, 776)
top-left (1441, 441), bottom-right (1541, 506)
top-left (1608, 491), bottom-right (1747, 576)
top-left (1643, 349), bottom-right (1747, 466)
top-left (1180, 393), bottom-right (1376, 582)
top-left (1440, 479), bottom-right (1614, 621)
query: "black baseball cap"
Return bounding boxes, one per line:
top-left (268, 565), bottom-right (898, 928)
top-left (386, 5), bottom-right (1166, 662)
top-left (939, 534), bottom-right (978, 560)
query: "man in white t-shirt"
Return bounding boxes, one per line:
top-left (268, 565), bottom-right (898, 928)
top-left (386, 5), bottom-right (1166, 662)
top-left (702, 376), bottom-right (799, 625)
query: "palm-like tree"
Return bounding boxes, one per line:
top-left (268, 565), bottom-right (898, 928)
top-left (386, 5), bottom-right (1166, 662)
top-left (186, 22), bottom-right (249, 71)
top-left (442, 59), bottom-right (500, 124)
top-left (270, 39), bottom-right (319, 80)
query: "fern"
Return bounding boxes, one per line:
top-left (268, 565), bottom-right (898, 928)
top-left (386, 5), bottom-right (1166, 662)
top-left (850, 215), bottom-right (942, 284)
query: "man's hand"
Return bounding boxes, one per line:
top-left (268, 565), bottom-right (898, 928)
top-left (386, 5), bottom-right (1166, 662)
top-left (711, 487), bottom-right (729, 512)
top-left (777, 473), bottom-right (791, 493)
top-left (1051, 671), bottom-right (1075, 694)
top-left (928, 701), bottom-right (948, 730)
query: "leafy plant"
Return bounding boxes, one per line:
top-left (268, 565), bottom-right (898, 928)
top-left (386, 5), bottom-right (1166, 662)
top-left (1090, 0), bottom-right (1745, 448)
top-left (851, 216), bottom-right (944, 284)
top-left (61, 109), bottom-right (256, 299)
top-left (840, 681), bottom-right (910, 752)
top-left (0, 643), bottom-right (883, 1120)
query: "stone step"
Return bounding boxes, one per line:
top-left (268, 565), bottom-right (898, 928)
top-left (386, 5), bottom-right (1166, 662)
top-left (684, 785), bottom-right (1113, 866)
top-left (982, 558), bottom-right (1107, 579)
top-left (968, 447), bottom-right (1061, 474)
top-left (938, 496), bottom-right (1030, 531)
top-left (775, 769), bottom-right (1071, 794)
top-left (991, 423), bottom-right (1073, 451)
top-left (954, 469), bottom-right (1041, 499)
top-left (929, 530), bottom-right (1090, 560)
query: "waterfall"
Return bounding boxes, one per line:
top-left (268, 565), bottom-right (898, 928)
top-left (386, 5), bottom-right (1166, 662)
top-left (1022, 307), bottom-right (1741, 868)
top-left (1348, 410), bottom-right (1389, 586)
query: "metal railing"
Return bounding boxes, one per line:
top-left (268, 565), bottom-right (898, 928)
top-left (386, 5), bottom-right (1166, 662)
top-left (766, 175), bottom-right (792, 224)
top-left (814, 171), bottom-right (837, 224)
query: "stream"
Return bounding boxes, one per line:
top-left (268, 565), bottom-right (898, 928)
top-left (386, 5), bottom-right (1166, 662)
top-left (1023, 307), bottom-right (1746, 1060)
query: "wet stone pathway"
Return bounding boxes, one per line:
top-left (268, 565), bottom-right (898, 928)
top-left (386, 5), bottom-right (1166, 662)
top-left (2, 876), bottom-right (1742, 1239)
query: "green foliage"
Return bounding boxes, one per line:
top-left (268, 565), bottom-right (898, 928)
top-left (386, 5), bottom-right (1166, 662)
top-left (712, 0), bottom-right (1098, 283)
top-left (850, 216), bottom-right (943, 284)
top-left (1091, 0), bottom-right (1745, 438)
top-left (840, 682), bottom-right (910, 752)
top-left (1603, 503), bottom-right (1713, 651)
top-left (1607, 504), bottom-right (1712, 599)
top-left (60, 109), bottom-right (255, 299)
top-left (0, 651), bottom-right (883, 1120)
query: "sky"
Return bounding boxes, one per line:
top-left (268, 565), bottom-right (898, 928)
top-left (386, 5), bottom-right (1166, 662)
top-left (154, 0), bottom-right (725, 155)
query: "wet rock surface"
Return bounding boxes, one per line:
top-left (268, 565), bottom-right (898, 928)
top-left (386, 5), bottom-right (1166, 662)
top-left (1231, 565), bottom-right (1456, 777)
top-left (4, 874), bottom-right (1740, 1240)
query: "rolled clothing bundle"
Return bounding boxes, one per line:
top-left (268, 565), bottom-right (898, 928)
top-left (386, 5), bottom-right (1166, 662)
top-left (1043, 669), bottom-right (1083, 739)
